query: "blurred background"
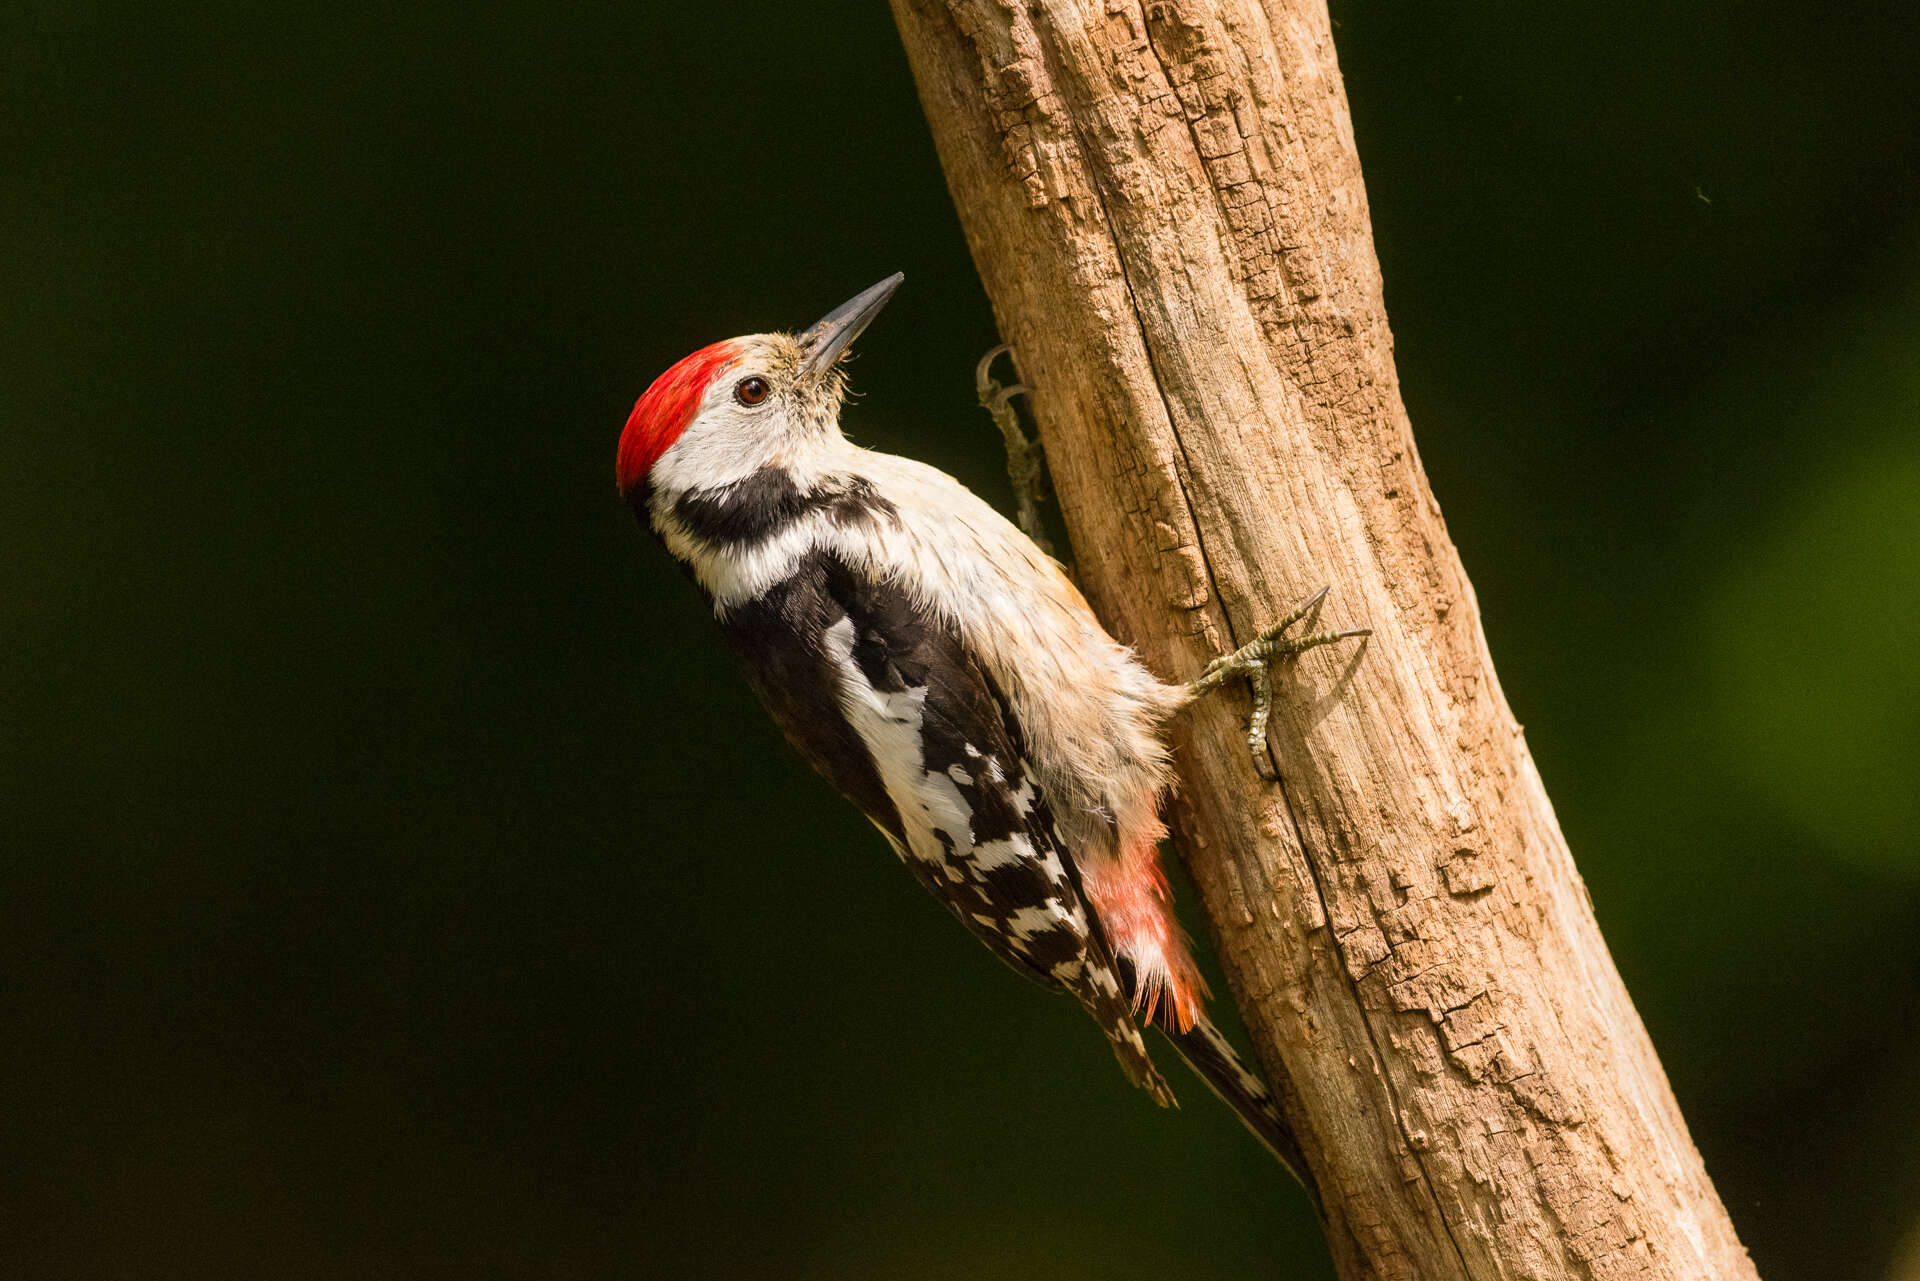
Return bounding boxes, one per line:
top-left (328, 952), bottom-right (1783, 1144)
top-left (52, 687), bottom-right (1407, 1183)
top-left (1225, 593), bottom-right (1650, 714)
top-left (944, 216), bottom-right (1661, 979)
top-left (4, 0), bottom-right (1917, 1277)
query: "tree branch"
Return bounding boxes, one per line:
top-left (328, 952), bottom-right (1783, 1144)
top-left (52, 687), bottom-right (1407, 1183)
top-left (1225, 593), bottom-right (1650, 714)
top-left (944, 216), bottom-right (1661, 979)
top-left (887, 1), bottom-right (1760, 1277)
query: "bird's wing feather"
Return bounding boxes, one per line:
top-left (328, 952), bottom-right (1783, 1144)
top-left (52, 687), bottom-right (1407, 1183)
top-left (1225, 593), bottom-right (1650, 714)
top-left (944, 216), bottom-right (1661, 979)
top-left (713, 548), bottom-right (906, 840)
top-left (719, 548), bottom-right (1171, 1104)
top-left (816, 556), bottom-right (1174, 1105)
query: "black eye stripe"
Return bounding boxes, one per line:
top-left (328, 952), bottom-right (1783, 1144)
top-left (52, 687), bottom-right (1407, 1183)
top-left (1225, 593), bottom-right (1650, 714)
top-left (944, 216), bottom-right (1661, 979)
top-left (734, 376), bottom-right (770, 406)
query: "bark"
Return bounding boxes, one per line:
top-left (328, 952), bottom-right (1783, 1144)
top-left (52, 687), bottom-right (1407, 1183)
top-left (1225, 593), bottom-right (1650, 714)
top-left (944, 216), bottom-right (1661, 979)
top-left (886, 3), bottom-right (1760, 1279)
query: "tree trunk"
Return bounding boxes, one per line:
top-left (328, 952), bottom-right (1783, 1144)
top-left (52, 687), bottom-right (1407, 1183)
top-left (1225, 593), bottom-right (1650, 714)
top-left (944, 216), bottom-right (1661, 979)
top-left (887, 3), bottom-right (1759, 1279)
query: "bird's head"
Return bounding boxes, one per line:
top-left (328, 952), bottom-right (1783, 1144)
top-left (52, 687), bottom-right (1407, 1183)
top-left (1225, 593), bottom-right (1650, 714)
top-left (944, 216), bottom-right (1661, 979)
top-left (617, 273), bottom-right (903, 501)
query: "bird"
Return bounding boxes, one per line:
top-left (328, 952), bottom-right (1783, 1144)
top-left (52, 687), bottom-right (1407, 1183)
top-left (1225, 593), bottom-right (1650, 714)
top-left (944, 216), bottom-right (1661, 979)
top-left (615, 273), bottom-right (1366, 1184)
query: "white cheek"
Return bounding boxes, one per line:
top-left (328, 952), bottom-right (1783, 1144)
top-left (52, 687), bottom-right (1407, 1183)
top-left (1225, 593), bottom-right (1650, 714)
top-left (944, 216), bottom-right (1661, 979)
top-left (652, 395), bottom-right (787, 494)
top-left (653, 395), bottom-right (848, 497)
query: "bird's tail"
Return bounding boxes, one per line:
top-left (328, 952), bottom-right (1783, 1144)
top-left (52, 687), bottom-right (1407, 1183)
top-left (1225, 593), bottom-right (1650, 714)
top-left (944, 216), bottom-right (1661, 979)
top-left (1163, 1018), bottom-right (1314, 1195)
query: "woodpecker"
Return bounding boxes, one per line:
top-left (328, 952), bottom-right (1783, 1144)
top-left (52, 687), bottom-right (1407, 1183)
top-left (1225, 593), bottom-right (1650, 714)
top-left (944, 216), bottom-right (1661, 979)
top-left (617, 274), bottom-right (1366, 1183)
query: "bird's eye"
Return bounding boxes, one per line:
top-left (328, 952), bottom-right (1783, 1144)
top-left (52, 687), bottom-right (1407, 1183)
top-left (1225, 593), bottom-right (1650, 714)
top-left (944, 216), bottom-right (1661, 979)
top-left (734, 376), bottom-right (770, 407)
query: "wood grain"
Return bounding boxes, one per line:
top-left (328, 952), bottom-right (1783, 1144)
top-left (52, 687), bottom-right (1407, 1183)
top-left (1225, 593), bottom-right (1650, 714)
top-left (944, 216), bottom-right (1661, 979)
top-left (887, 2), bottom-right (1760, 1277)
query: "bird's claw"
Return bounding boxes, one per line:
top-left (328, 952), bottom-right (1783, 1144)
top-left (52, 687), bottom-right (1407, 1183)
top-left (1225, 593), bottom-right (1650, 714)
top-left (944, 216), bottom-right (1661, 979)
top-left (975, 343), bottom-right (1053, 558)
top-left (1187, 585), bottom-right (1371, 778)
top-left (975, 343), bottom-right (1015, 401)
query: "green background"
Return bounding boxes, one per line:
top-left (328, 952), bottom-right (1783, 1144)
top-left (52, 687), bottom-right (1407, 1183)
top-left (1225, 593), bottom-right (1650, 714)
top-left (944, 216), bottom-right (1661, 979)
top-left (6, 2), bottom-right (1918, 1278)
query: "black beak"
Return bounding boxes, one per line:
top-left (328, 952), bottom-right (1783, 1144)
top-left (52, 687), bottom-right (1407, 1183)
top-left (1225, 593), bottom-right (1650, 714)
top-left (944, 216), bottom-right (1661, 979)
top-left (796, 273), bottom-right (904, 382)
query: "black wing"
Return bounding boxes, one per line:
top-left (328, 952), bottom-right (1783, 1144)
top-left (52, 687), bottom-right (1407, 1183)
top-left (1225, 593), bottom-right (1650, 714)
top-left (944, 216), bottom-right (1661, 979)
top-left (717, 549), bottom-right (1172, 1105)
top-left (712, 548), bottom-right (904, 841)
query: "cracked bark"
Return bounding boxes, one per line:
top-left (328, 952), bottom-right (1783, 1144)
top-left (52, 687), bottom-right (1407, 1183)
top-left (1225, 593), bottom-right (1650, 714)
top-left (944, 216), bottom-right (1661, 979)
top-left (887, 2), bottom-right (1760, 1279)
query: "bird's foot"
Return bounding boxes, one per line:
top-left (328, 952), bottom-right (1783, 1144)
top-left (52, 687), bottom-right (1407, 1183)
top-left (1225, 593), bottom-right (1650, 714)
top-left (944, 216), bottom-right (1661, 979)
top-left (1186, 585), bottom-right (1371, 780)
top-left (976, 344), bottom-right (1055, 559)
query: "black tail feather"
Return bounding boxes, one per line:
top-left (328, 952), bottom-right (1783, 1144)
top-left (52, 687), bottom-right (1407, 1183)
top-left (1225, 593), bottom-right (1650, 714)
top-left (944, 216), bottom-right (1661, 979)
top-left (1163, 1018), bottom-right (1315, 1197)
